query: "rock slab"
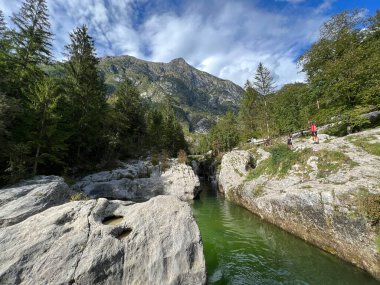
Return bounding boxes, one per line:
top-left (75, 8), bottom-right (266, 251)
top-left (73, 160), bottom-right (200, 201)
top-left (0, 176), bottom-right (71, 228)
top-left (218, 128), bottom-right (380, 280)
top-left (0, 195), bottom-right (206, 285)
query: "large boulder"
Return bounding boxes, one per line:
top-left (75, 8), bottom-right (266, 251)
top-left (162, 163), bottom-right (200, 200)
top-left (0, 176), bottom-right (71, 228)
top-left (0, 195), bottom-right (206, 285)
top-left (218, 128), bottom-right (380, 280)
top-left (73, 160), bottom-right (200, 201)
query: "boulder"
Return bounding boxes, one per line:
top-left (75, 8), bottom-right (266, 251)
top-left (0, 196), bottom-right (206, 285)
top-left (162, 163), bottom-right (200, 200)
top-left (218, 128), bottom-right (380, 280)
top-left (73, 160), bottom-right (200, 201)
top-left (0, 176), bottom-right (71, 228)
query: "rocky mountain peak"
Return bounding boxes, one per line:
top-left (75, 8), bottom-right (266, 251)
top-left (98, 55), bottom-right (244, 132)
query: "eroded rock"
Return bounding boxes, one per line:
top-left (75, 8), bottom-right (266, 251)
top-left (0, 196), bottom-right (206, 285)
top-left (0, 176), bottom-right (71, 228)
top-left (218, 128), bottom-right (380, 280)
top-left (73, 160), bottom-right (200, 201)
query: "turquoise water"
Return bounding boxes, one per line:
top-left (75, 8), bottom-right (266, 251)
top-left (191, 181), bottom-right (379, 285)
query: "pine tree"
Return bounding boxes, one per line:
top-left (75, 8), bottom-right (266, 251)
top-left (253, 63), bottom-right (276, 96)
top-left (11, 0), bottom-right (52, 67)
top-left (253, 63), bottom-right (276, 139)
top-left (0, 10), bottom-right (6, 37)
top-left (64, 25), bottom-right (107, 166)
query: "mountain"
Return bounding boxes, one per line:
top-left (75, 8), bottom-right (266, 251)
top-left (98, 55), bottom-right (244, 132)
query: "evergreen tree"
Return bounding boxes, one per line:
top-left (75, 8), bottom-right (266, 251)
top-left (253, 63), bottom-right (276, 138)
top-left (11, 0), bottom-right (52, 67)
top-left (0, 10), bottom-right (6, 36)
top-left (64, 25), bottom-right (107, 166)
top-left (29, 77), bottom-right (68, 175)
top-left (237, 86), bottom-right (262, 140)
top-left (107, 79), bottom-right (146, 158)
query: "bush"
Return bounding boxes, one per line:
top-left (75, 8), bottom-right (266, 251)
top-left (70, 192), bottom-right (88, 201)
top-left (177, 149), bottom-right (188, 164)
top-left (356, 187), bottom-right (380, 226)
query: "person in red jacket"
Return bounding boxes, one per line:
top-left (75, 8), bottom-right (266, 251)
top-left (310, 121), bottom-right (317, 143)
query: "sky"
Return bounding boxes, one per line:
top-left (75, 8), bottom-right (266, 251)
top-left (0, 0), bottom-right (378, 87)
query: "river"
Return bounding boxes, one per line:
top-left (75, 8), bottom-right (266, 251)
top-left (191, 180), bottom-right (379, 285)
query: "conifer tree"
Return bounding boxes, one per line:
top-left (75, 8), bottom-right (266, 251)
top-left (64, 25), bottom-right (107, 165)
top-left (11, 0), bottom-right (52, 68)
top-left (253, 63), bottom-right (276, 139)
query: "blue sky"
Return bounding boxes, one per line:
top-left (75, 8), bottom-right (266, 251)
top-left (0, 0), bottom-right (378, 87)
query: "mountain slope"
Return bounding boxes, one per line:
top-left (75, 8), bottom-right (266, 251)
top-left (98, 55), bottom-right (244, 132)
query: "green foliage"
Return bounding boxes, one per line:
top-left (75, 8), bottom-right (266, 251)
top-left (251, 184), bottom-right (265, 197)
top-left (347, 136), bottom-right (380, 156)
top-left (64, 25), bottom-right (107, 167)
top-left (209, 112), bottom-right (239, 154)
top-left (316, 150), bottom-right (357, 178)
top-left (299, 10), bottom-right (380, 123)
top-left (70, 192), bottom-right (88, 201)
top-left (271, 83), bottom-right (310, 134)
top-left (356, 187), bottom-right (380, 226)
top-left (247, 145), bottom-right (311, 179)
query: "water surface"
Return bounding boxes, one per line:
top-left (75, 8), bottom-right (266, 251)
top-left (191, 181), bottom-right (379, 285)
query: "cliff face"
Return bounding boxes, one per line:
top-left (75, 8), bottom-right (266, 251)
top-left (98, 55), bottom-right (244, 132)
top-left (218, 128), bottom-right (380, 280)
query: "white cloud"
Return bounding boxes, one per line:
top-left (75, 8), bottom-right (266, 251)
top-left (0, 0), bottom-right (331, 87)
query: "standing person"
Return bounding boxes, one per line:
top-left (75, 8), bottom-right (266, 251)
top-left (287, 133), bottom-right (293, 150)
top-left (310, 121), bottom-right (317, 143)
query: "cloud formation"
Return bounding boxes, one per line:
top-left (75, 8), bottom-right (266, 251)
top-left (0, 0), bottom-right (365, 87)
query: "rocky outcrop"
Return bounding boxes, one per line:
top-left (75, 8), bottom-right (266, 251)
top-left (0, 176), bottom-right (71, 228)
top-left (0, 195), bottom-right (206, 284)
top-left (72, 160), bottom-right (200, 201)
top-left (218, 128), bottom-right (380, 280)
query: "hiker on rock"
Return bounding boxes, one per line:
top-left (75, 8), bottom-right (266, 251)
top-left (287, 134), bottom-right (293, 150)
top-left (310, 121), bottom-right (318, 143)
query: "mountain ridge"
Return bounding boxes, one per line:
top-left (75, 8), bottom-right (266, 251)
top-left (98, 55), bottom-right (244, 132)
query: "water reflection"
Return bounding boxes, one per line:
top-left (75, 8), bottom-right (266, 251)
top-left (192, 181), bottom-right (378, 285)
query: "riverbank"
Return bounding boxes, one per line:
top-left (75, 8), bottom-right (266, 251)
top-left (192, 180), bottom-right (379, 284)
top-left (218, 128), bottom-right (380, 280)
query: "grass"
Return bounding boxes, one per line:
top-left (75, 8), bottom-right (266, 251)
top-left (355, 186), bottom-right (380, 226)
top-left (376, 232), bottom-right (380, 253)
top-left (252, 184), bottom-right (265, 197)
top-left (316, 150), bottom-right (358, 178)
top-left (246, 145), bottom-right (313, 180)
top-left (70, 192), bottom-right (88, 201)
top-left (246, 144), bottom-right (357, 181)
top-left (347, 135), bottom-right (380, 156)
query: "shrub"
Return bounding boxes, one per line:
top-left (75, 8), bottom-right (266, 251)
top-left (177, 149), bottom-right (188, 164)
top-left (356, 187), bottom-right (380, 226)
top-left (70, 192), bottom-right (88, 201)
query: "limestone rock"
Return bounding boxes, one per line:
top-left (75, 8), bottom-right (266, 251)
top-left (0, 196), bottom-right (206, 285)
top-left (162, 163), bottom-right (200, 200)
top-left (218, 128), bottom-right (380, 280)
top-left (0, 176), bottom-right (70, 228)
top-left (73, 160), bottom-right (200, 201)
top-left (219, 150), bottom-right (252, 193)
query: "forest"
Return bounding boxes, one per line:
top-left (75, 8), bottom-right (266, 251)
top-left (0, 0), bottom-right (186, 185)
top-left (0, 1), bottom-right (379, 186)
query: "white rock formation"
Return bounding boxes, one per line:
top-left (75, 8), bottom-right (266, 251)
top-left (0, 196), bottom-right (206, 285)
top-left (72, 160), bottom-right (200, 201)
top-left (0, 176), bottom-right (70, 228)
top-left (218, 128), bottom-right (380, 280)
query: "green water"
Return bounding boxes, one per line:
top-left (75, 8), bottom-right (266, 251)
top-left (191, 181), bottom-right (379, 285)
